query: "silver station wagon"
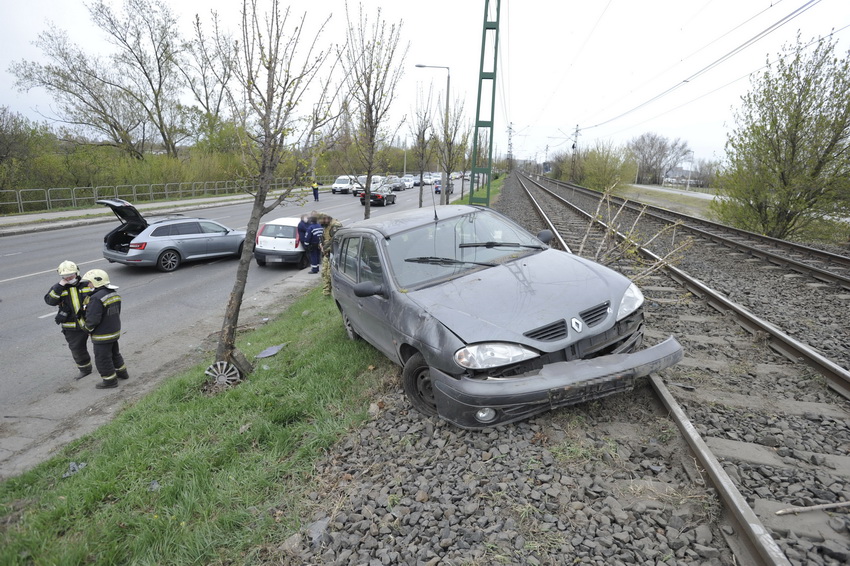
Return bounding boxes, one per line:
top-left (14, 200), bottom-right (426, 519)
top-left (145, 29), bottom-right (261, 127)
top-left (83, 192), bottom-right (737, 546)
top-left (98, 199), bottom-right (246, 272)
top-left (330, 205), bottom-right (683, 429)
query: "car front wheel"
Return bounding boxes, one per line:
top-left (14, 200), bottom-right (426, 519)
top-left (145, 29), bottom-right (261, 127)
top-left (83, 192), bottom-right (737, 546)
top-left (157, 250), bottom-right (181, 272)
top-left (402, 353), bottom-right (438, 417)
top-left (341, 309), bottom-right (361, 341)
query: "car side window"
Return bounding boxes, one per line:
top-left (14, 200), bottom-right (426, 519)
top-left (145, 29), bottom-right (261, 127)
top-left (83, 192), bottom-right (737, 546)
top-left (151, 225), bottom-right (172, 237)
top-left (360, 238), bottom-right (384, 285)
top-left (173, 222), bottom-right (202, 235)
top-left (199, 221), bottom-right (228, 234)
top-left (340, 236), bottom-right (361, 281)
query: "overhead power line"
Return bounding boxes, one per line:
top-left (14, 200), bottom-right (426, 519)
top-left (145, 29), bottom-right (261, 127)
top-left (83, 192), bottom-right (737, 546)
top-left (583, 0), bottom-right (823, 132)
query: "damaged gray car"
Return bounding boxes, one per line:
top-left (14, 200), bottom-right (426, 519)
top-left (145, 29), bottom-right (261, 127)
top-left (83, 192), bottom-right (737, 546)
top-left (330, 205), bottom-right (683, 429)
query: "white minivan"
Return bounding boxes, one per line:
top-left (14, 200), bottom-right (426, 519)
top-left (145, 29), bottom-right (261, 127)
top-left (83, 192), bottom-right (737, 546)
top-left (332, 175), bottom-right (357, 194)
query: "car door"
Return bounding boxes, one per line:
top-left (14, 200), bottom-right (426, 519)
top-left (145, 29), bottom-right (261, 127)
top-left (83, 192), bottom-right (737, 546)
top-left (200, 220), bottom-right (237, 256)
top-left (170, 221), bottom-right (207, 258)
top-left (335, 235), bottom-right (398, 361)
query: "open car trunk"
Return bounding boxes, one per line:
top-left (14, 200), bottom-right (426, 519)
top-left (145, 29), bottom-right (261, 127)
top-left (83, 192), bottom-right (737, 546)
top-left (97, 198), bottom-right (148, 254)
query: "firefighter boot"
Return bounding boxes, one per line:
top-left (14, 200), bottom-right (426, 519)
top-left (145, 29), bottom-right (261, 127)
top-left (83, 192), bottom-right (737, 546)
top-left (95, 378), bottom-right (118, 389)
top-left (74, 365), bottom-right (93, 380)
top-left (116, 368), bottom-right (130, 380)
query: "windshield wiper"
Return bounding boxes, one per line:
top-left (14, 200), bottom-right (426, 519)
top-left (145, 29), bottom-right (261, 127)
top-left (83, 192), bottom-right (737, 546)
top-left (458, 241), bottom-right (545, 250)
top-left (404, 256), bottom-right (497, 267)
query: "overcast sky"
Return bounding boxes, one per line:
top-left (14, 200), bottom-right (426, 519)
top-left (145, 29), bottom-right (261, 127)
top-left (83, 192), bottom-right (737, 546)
top-left (3, 0), bottom-right (849, 167)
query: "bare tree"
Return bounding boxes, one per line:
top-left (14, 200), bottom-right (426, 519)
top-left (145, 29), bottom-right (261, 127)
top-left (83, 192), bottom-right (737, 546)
top-left (341, 2), bottom-right (407, 219)
top-left (180, 12), bottom-right (235, 145)
top-left (627, 132), bottom-right (689, 185)
top-left (210, 0), bottom-right (335, 379)
top-left (435, 94), bottom-right (469, 205)
top-left (11, 29), bottom-right (147, 159)
top-left (408, 87), bottom-right (435, 208)
top-left (87, 0), bottom-right (189, 157)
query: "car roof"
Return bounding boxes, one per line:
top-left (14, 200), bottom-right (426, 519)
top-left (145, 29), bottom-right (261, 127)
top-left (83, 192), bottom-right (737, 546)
top-left (263, 216), bottom-right (301, 226)
top-left (339, 205), bottom-right (488, 238)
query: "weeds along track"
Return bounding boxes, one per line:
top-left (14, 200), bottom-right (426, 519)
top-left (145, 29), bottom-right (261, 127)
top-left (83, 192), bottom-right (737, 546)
top-left (503, 172), bottom-right (850, 565)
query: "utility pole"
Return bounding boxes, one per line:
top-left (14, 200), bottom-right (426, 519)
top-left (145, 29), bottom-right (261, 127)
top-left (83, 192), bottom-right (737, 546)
top-left (507, 122), bottom-right (514, 172)
top-left (569, 124), bottom-right (580, 182)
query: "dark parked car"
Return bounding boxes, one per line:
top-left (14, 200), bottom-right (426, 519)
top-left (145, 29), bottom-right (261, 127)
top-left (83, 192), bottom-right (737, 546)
top-left (330, 205), bottom-right (683, 429)
top-left (360, 186), bottom-right (397, 206)
top-left (97, 199), bottom-right (246, 272)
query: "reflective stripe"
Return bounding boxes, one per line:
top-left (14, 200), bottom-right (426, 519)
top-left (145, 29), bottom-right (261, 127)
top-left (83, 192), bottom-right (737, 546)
top-left (69, 287), bottom-right (83, 329)
top-left (91, 331), bottom-right (121, 342)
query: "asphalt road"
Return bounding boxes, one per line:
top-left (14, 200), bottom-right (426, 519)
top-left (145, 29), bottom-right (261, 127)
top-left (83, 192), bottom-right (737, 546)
top-left (0, 187), bottom-right (432, 478)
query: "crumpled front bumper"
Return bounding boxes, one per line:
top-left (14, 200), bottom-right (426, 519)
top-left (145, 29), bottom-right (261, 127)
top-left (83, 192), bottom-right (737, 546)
top-left (431, 336), bottom-right (684, 429)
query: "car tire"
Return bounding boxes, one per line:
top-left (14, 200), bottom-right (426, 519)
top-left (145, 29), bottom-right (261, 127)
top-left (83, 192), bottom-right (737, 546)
top-left (341, 309), bottom-right (362, 342)
top-left (297, 252), bottom-right (309, 270)
top-left (256, 257), bottom-right (266, 267)
top-left (156, 250), bottom-right (181, 272)
top-left (402, 352), bottom-right (438, 417)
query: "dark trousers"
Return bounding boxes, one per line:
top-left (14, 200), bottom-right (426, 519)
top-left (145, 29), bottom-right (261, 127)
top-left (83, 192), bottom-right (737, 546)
top-left (312, 188), bottom-right (319, 201)
top-left (93, 341), bottom-right (125, 380)
top-left (62, 329), bottom-right (91, 369)
top-left (308, 246), bottom-right (321, 270)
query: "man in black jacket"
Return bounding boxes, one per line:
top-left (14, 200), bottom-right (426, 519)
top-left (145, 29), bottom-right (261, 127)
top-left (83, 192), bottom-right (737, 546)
top-left (81, 269), bottom-right (129, 389)
top-left (44, 260), bottom-right (94, 379)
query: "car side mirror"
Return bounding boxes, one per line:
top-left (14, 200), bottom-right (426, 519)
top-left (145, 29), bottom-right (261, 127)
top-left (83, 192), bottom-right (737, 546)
top-left (537, 229), bottom-right (553, 244)
top-left (353, 281), bottom-right (384, 298)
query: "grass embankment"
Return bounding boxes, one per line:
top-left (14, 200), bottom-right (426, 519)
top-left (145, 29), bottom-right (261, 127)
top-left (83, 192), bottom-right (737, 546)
top-left (0, 177), bottom-right (506, 564)
top-left (1, 288), bottom-right (395, 564)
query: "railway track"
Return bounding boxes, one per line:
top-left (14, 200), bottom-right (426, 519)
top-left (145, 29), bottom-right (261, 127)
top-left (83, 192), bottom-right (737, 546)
top-left (511, 172), bottom-right (850, 566)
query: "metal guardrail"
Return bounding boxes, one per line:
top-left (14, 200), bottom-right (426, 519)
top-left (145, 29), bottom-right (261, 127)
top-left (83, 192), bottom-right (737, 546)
top-left (0, 175), bottom-right (339, 215)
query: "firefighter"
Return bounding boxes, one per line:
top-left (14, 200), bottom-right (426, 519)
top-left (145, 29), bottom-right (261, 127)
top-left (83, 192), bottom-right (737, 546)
top-left (44, 260), bottom-right (94, 379)
top-left (81, 269), bottom-right (129, 389)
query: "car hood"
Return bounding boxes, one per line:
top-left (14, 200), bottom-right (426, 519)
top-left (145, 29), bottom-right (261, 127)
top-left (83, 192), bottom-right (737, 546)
top-left (406, 249), bottom-right (630, 345)
top-left (97, 198), bottom-right (148, 229)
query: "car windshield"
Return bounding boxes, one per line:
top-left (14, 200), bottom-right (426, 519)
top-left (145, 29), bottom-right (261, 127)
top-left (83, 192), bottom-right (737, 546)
top-left (334, 176), bottom-right (350, 184)
top-left (385, 209), bottom-right (545, 289)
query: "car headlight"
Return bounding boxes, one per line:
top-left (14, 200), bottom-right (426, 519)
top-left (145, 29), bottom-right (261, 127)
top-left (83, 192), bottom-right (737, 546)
top-left (455, 343), bottom-right (539, 369)
top-left (616, 283), bottom-right (644, 320)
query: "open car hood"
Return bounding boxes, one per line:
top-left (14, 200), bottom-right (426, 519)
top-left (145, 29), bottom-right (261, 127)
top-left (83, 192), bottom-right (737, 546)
top-left (408, 249), bottom-right (630, 346)
top-left (97, 198), bottom-right (148, 229)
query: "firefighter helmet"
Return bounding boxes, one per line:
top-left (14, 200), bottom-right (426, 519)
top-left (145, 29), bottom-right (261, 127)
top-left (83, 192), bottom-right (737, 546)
top-left (57, 260), bottom-right (80, 277)
top-left (82, 269), bottom-right (113, 289)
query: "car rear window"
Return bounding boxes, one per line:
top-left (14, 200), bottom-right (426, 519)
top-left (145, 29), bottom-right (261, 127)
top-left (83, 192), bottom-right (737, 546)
top-left (263, 225), bottom-right (296, 238)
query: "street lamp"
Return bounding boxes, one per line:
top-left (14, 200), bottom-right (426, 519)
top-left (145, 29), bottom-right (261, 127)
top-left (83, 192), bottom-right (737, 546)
top-left (416, 63), bottom-right (450, 203)
top-left (685, 150), bottom-right (694, 191)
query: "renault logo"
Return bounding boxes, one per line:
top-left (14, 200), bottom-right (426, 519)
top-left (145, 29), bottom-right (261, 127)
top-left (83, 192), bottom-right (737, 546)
top-left (571, 318), bottom-right (583, 332)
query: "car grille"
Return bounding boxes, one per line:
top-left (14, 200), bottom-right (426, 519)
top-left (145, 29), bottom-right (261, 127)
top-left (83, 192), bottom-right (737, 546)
top-left (580, 301), bottom-right (610, 327)
top-left (524, 319), bottom-right (568, 342)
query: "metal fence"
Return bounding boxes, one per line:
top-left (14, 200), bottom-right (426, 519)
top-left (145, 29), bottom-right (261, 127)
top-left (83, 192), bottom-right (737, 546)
top-left (0, 175), bottom-right (337, 215)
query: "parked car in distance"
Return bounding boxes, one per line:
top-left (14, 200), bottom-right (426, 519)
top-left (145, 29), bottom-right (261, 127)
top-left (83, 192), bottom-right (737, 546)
top-left (401, 175), bottom-right (415, 190)
top-left (421, 173), bottom-right (433, 185)
top-left (97, 198), bottom-right (246, 272)
top-left (254, 217), bottom-right (308, 268)
top-left (383, 175), bottom-right (405, 191)
top-left (360, 185), bottom-right (397, 206)
top-left (434, 179), bottom-right (454, 195)
top-left (332, 175), bottom-right (357, 194)
top-left (330, 205), bottom-right (683, 429)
